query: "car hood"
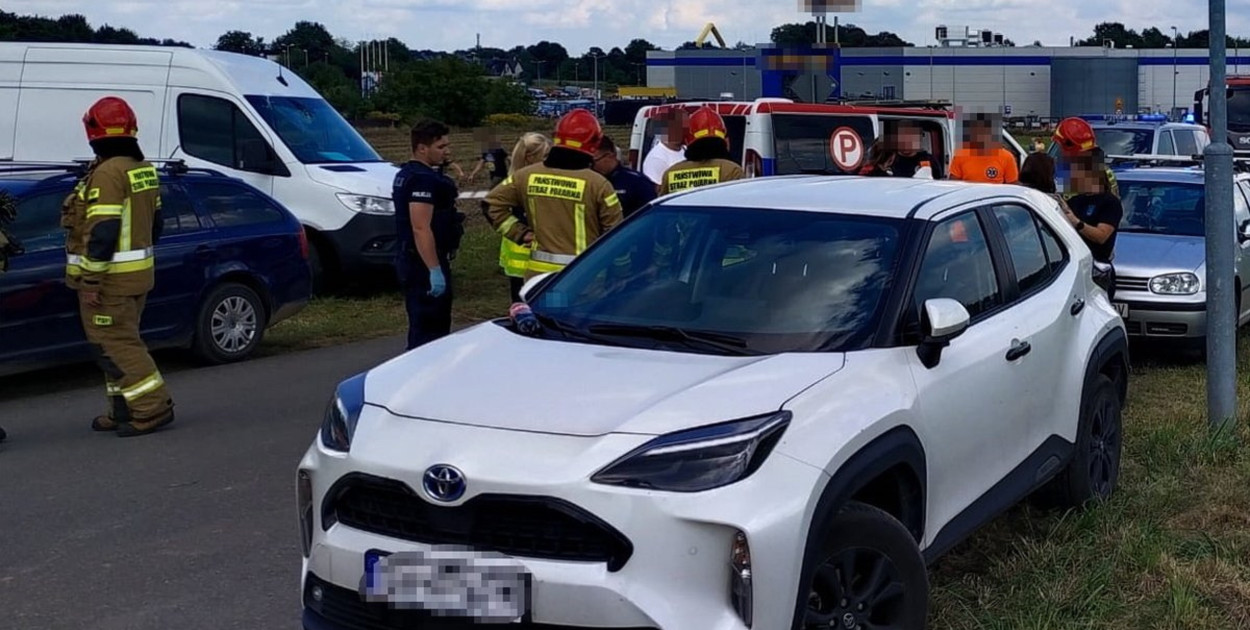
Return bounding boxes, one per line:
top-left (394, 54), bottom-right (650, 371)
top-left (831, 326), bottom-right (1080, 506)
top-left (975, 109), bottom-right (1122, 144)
top-left (1113, 232), bottom-right (1205, 275)
top-left (362, 322), bottom-right (846, 437)
top-left (303, 161), bottom-right (398, 198)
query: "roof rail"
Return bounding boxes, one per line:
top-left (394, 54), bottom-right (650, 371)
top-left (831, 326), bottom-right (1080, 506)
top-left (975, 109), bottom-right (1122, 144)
top-left (828, 98), bottom-right (954, 111)
top-left (0, 157), bottom-right (225, 179)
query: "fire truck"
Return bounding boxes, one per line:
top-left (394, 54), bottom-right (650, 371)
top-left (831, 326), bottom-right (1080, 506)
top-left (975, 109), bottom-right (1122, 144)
top-left (1193, 75), bottom-right (1250, 149)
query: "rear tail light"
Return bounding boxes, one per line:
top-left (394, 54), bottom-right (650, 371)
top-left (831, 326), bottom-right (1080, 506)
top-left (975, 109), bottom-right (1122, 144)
top-left (744, 149), bottom-right (762, 178)
top-left (298, 227), bottom-right (310, 260)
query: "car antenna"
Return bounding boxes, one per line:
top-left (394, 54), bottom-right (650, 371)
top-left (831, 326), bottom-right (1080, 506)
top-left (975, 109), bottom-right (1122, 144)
top-left (277, 64), bottom-right (289, 87)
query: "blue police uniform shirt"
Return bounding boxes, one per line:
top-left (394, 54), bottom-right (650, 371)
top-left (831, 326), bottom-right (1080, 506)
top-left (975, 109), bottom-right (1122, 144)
top-left (392, 160), bottom-right (458, 255)
top-left (605, 164), bottom-right (658, 218)
top-left (1069, 191), bottom-right (1122, 263)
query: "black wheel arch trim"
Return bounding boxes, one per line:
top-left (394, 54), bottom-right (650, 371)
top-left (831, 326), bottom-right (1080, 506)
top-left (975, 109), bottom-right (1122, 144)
top-left (789, 425), bottom-right (927, 628)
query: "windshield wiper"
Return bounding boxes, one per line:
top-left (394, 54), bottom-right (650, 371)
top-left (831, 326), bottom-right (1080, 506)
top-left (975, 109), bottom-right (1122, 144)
top-left (585, 323), bottom-right (756, 355)
top-left (530, 312), bottom-right (608, 344)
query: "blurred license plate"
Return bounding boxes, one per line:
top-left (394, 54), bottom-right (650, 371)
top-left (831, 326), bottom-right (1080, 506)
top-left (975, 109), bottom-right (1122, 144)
top-left (1113, 302), bottom-right (1129, 318)
top-left (362, 548), bottom-right (530, 622)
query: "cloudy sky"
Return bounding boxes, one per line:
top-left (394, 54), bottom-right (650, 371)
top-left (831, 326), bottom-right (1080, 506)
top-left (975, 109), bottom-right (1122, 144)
top-left (7, 0), bottom-right (1250, 54)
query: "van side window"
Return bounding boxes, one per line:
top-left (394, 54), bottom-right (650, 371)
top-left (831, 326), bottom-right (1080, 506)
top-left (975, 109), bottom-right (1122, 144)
top-left (178, 94), bottom-right (285, 176)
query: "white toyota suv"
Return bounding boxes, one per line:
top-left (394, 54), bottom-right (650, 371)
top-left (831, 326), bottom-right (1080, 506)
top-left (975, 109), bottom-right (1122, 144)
top-left (296, 176), bottom-right (1130, 630)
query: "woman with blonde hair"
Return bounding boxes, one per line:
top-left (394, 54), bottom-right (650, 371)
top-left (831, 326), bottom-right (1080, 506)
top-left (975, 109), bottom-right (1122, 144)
top-left (493, 132), bottom-right (550, 302)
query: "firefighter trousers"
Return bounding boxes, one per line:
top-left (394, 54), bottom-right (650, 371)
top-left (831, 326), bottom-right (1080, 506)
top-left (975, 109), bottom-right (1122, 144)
top-left (79, 291), bottom-right (175, 421)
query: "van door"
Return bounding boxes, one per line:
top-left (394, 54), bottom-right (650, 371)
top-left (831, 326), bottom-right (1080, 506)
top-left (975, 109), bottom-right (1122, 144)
top-left (763, 112), bottom-right (876, 176)
top-left (16, 47), bottom-right (171, 163)
top-left (165, 90), bottom-right (287, 196)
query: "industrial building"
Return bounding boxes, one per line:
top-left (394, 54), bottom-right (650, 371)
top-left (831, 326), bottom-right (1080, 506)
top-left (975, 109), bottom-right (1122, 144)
top-left (645, 25), bottom-right (1238, 121)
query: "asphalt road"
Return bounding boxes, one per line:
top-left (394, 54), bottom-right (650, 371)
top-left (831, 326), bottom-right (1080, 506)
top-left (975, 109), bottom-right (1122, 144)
top-left (0, 335), bottom-right (407, 630)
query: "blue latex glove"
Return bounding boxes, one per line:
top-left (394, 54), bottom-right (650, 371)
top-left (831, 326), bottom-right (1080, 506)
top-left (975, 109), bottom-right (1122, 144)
top-left (428, 267), bottom-right (447, 297)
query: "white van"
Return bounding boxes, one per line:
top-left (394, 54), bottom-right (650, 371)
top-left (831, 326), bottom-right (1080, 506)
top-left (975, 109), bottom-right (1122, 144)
top-left (0, 42), bottom-right (399, 290)
top-left (629, 98), bottom-right (1027, 181)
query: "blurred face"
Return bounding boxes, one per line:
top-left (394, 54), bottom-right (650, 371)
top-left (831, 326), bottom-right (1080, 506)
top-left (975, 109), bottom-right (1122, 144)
top-left (968, 122), bottom-right (994, 148)
top-left (666, 110), bottom-right (688, 145)
top-left (896, 126), bottom-right (922, 153)
top-left (1070, 162), bottom-right (1100, 193)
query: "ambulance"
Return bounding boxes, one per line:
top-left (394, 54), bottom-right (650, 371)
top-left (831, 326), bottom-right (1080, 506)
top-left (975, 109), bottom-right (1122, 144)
top-left (628, 98), bottom-right (1028, 180)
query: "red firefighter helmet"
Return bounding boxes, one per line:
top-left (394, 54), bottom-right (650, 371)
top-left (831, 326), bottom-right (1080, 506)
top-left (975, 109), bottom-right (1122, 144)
top-left (552, 108), bottom-right (602, 156)
top-left (83, 96), bottom-right (139, 142)
top-left (1052, 117), bottom-right (1098, 156)
top-left (685, 106), bottom-right (729, 148)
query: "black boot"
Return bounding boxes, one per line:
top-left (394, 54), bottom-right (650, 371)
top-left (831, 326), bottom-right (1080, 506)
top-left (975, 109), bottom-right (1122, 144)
top-left (0, 425), bottom-right (6, 442)
top-left (92, 396), bottom-right (130, 432)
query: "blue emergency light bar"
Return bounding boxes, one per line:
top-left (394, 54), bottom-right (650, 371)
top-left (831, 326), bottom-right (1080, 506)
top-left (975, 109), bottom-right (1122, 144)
top-left (1077, 113), bottom-right (1173, 123)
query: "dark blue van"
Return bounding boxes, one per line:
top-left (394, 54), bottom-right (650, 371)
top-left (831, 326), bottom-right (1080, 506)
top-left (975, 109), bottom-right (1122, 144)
top-left (0, 160), bottom-right (312, 377)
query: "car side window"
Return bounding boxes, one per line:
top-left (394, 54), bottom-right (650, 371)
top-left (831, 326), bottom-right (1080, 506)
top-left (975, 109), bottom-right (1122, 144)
top-left (1173, 130), bottom-right (1198, 155)
top-left (1157, 130), bottom-right (1176, 155)
top-left (159, 184), bottom-right (203, 236)
top-left (912, 211), bottom-right (1002, 322)
top-left (991, 204), bottom-right (1053, 295)
top-left (9, 188), bottom-right (68, 253)
top-left (178, 94), bottom-right (282, 175)
top-left (190, 182), bottom-right (287, 228)
top-left (1038, 213), bottom-right (1068, 274)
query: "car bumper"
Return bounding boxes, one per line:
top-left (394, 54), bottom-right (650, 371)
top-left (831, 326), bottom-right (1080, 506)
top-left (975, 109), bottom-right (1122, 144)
top-left (1116, 298), bottom-right (1206, 338)
top-left (321, 212), bottom-right (398, 277)
top-left (296, 407), bottom-right (826, 630)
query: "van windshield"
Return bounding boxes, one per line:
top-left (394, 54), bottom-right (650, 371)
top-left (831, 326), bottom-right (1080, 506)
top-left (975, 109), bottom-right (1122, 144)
top-left (771, 114), bottom-right (878, 175)
top-left (245, 96), bottom-right (383, 164)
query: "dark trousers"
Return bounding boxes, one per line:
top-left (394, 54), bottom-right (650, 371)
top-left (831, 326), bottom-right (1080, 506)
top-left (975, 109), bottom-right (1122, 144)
top-left (396, 252), bottom-right (453, 351)
top-left (509, 276), bottom-right (524, 303)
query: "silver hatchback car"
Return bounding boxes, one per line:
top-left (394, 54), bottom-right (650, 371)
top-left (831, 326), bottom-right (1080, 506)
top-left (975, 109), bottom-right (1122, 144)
top-left (1108, 163), bottom-right (1250, 350)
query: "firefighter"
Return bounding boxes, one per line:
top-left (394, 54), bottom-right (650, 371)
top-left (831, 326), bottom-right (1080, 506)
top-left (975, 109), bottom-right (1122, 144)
top-left (68, 97), bottom-right (175, 437)
top-left (1052, 116), bottom-right (1120, 198)
top-left (484, 108), bottom-right (623, 279)
top-left (489, 132), bottom-right (550, 302)
top-left (657, 106), bottom-right (745, 195)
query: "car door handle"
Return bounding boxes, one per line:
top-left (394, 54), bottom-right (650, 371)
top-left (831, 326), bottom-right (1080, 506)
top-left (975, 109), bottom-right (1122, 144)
top-left (1070, 298), bottom-right (1086, 316)
top-left (1006, 339), bottom-right (1031, 361)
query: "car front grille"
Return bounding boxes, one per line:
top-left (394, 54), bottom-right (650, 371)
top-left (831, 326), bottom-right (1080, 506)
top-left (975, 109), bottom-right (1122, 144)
top-left (322, 473), bottom-right (634, 571)
top-left (1116, 275), bottom-right (1150, 292)
top-left (302, 573), bottom-right (659, 630)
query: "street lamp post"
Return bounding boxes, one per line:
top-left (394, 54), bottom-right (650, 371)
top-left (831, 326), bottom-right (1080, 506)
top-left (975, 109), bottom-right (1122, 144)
top-left (1172, 26), bottom-right (1179, 111)
top-left (1203, 0), bottom-right (1238, 434)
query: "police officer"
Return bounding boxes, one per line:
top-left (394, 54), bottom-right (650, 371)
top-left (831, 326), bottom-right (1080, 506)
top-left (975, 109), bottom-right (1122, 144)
top-left (485, 109), bottom-right (623, 279)
top-left (658, 106), bottom-right (744, 195)
top-left (591, 135), bottom-right (657, 219)
top-left (69, 97), bottom-right (175, 437)
top-left (392, 119), bottom-right (465, 350)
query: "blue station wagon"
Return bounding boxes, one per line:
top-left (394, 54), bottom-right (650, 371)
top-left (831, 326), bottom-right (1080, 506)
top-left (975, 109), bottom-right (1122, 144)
top-left (0, 161), bottom-right (312, 377)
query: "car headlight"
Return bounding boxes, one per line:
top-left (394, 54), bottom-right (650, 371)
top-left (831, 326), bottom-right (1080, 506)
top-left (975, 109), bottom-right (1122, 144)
top-left (320, 371), bottom-right (368, 452)
top-left (1150, 272), bottom-right (1201, 295)
top-left (590, 411), bottom-right (791, 493)
top-left (336, 193), bottom-right (394, 215)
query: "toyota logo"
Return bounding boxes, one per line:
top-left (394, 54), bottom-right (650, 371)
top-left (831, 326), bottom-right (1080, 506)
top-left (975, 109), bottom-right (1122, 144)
top-left (422, 464), bottom-right (466, 502)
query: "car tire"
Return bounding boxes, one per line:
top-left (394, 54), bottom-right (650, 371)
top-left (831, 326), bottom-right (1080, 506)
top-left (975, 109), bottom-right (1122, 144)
top-left (191, 282), bottom-right (267, 365)
top-left (1041, 374), bottom-right (1122, 509)
top-left (797, 501), bottom-right (929, 630)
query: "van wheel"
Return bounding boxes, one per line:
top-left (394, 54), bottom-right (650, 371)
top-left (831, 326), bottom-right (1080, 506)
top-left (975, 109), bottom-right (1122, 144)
top-left (798, 502), bottom-right (928, 630)
top-left (192, 283), bottom-right (266, 365)
top-left (1037, 374), bottom-right (1122, 509)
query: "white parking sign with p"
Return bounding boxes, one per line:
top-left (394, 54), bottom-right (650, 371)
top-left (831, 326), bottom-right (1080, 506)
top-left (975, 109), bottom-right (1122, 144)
top-left (829, 127), bottom-right (864, 172)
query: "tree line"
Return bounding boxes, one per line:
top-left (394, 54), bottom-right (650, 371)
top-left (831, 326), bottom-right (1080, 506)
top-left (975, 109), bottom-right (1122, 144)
top-left (6, 10), bottom-right (1250, 128)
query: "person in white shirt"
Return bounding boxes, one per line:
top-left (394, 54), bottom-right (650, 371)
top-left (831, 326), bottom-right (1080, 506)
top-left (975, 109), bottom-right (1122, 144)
top-left (641, 108), bottom-right (689, 188)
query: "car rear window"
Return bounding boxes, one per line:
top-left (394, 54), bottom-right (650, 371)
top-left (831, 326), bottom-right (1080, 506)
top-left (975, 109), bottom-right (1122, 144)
top-left (1119, 181), bottom-right (1205, 237)
top-left (189, 182), bottom-right (287, 228)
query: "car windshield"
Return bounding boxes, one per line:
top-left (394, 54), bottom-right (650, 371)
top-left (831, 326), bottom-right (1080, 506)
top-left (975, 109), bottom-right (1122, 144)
top-left (1118, 181), bottom-right (1205, 237)
top-left (1227, 88), bottom-right (1250, 129)
top-left (526, 206), bottom-right (906, 355)
top-left (771, 114), bottom-right (878, 175)
top-left (244, 95), bottom-right (383, 164)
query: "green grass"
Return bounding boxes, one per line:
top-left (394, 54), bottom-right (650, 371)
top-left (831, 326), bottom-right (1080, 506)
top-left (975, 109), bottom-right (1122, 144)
top-left (256, 123), bottom-right (1250, 628)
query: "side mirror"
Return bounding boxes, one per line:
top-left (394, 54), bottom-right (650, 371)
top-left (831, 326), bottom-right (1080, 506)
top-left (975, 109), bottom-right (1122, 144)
top-left (1092, 261), bottom-right (1115, 294)
top-left (518, 271), bottom-right (556, 303)
top-left (916, 298), bottom-right (970, 369)
top-left (1239, 219), bottom-right (1250, 243)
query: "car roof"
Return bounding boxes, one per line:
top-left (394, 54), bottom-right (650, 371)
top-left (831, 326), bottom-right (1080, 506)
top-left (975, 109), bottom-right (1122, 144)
top-left (656, 175), bottom-right (1053, 220)
top-left (0, 164), bottom-right (239, 193)
top-left (1113, 167), bottom-right (1210, 183)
